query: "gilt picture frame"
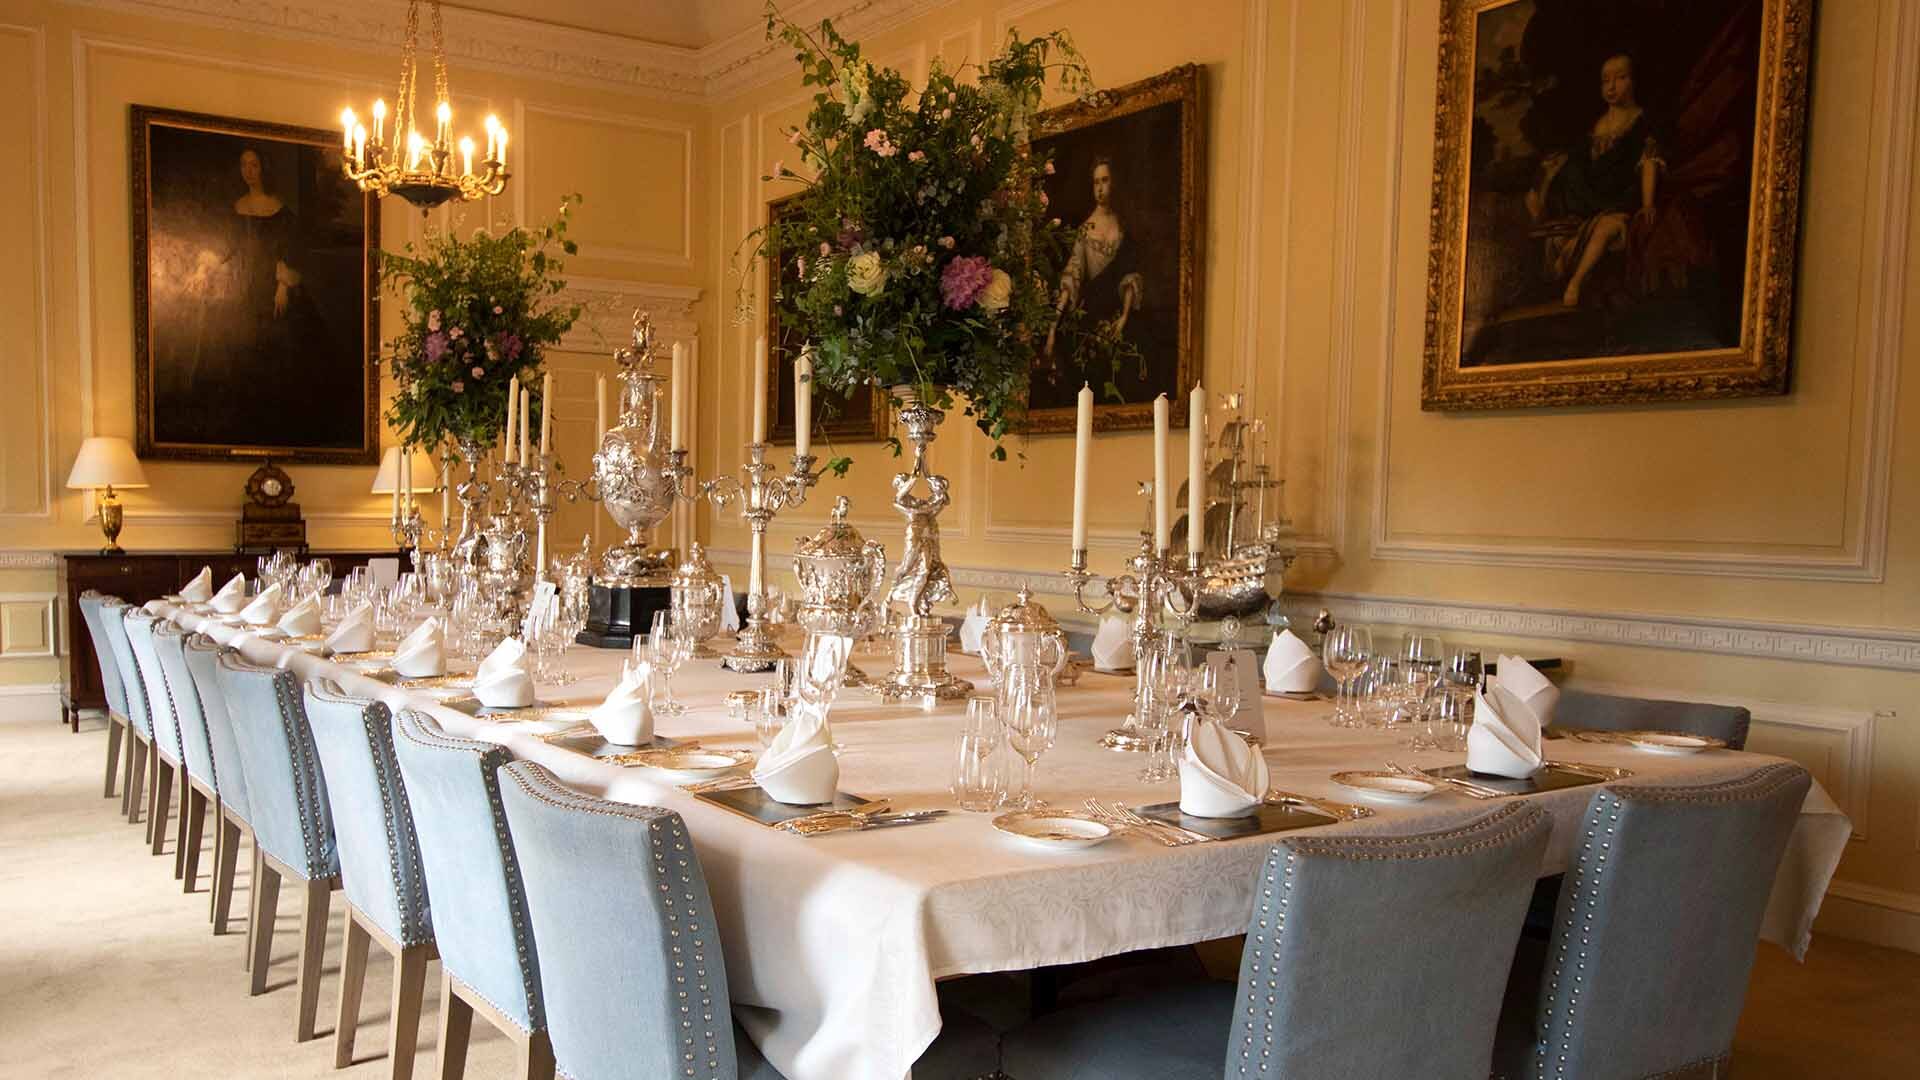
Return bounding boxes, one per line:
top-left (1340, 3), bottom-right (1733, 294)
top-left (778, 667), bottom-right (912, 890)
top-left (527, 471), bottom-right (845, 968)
top-left (1026, 63), bottom-right (1204, 433)
top-left (764, 192), bottom-right (889, 444)
top-left (131, 105), bottom-right (379, 463)
top-left (1420, 0), bottom-right (1810, 411)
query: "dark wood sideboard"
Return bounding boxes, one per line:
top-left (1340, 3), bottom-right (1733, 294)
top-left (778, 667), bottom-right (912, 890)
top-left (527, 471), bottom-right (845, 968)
top-left (56, 550), bottom-right (395, 730)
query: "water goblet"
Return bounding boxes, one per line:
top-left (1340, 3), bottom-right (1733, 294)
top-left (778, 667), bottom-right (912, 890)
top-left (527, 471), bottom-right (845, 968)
top-left (1001, 680), bottom-right (1052, 809)
top-left (1323, 626), bottom-right (1374, 728)
top-left (952, 695), bottom-right (1005, 812)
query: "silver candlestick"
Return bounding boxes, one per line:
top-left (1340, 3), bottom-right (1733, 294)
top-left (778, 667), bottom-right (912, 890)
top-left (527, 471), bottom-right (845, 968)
top-left (1063, 538), bottom-right (1202, 750)
top-left (874, 386), bottom-right (972, 703)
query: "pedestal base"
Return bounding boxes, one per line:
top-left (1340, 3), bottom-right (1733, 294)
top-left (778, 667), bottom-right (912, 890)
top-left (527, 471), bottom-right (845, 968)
top-left (874, 621), bottom-right (973, 703)
top-left (577, 582), bottom-right (672, 649)
top-left (722, 618), bottom-right (788, 673)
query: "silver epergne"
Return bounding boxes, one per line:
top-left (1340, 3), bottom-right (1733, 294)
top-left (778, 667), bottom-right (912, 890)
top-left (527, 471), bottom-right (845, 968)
top-left (875, 385), bottom-right (973, 702)
top-left (1063, 539), bottom-right (1202, 750)
top-left (559, 313), bottom-right (678, 587)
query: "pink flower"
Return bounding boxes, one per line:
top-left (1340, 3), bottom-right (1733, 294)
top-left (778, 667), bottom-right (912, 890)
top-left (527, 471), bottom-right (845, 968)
top-left (787, 128), bottom-right (802, 145)
top-left (450, 380), bottom-right (465, 394)
top-left (833, 304), bottom-right (844, 316)
top-left (492, 305), bottom-right (504, 315)
top-left (796, 255), bottom-right (808, 276)
top-left (863, 128), bottom-right (897, 157)
top-left (471, 366), bottom-right (486, 379)
top-left (449, 326), bottom-right (465, 340)
top-left (907, 150), bottom-right (925, 163)
top-left (820, 242), bottom-right (832, 257)
top-left (940, 108), bottom-right (952, 120)
top-left (427, 309), bottom-right (442, 331)
top-left (940, 255), bottom-right (993, 310)
top-left (970, 134), bottom-right (983, 150)
top-left (772, 161), bottom-right (786, 178)
top-left (1040, 192), bottom-right (1049, 208)
top-left (1044, 161), bottom-right (1055, 175)
top-left (938, 235), bottom-right (956, 250)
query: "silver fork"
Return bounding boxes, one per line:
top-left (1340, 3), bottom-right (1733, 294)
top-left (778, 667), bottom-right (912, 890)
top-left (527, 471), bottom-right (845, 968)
top-left (1264, 789), bottom-right (1375, 820)
top-left (1080, 799), bottom-right (1180, 847)
top-left (1109, 801), bottom-right (1212, 845)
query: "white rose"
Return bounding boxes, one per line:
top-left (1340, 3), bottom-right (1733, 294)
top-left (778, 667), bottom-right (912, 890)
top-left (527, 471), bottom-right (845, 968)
top-left (847, 251), bottom-right (888, 297)
top-left (978, 268), bottom-right (1013, 313)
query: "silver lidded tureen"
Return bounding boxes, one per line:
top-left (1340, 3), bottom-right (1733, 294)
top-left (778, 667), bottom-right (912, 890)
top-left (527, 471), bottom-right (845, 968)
top-left (792, 495), bottom-right (888, 638)
top-left (670, 541), bottom-right (728, 658)
top-left (592, 313), bottom-right (676, 587)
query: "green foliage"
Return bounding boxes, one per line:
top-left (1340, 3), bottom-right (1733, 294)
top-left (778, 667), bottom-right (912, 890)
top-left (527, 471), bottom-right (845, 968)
top-left (380, 197), bottom-right (583, 451)
top-left (739, 3), bottom-right (1129, 456)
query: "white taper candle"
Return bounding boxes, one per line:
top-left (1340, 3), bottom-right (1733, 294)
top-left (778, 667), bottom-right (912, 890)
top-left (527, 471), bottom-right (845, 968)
top-left (794, 348), bottom-right (813, 458)
top-left (596, 375), bottom-right (608, 445)
top-left (670, 343), bottom-right (686, 451)
top-left (1071, 382), bottom-right (1092, 552)
top-left (539, 373), bottom-right (552, 455)
top-left (505, 376), bottom-right (519, 464)
top-left (1188, 383), bottom-right (1205, 560)
top-left (751, 337), bottom-right (769, 443)
top-left (1152, 394), bottom-right (1171, 553)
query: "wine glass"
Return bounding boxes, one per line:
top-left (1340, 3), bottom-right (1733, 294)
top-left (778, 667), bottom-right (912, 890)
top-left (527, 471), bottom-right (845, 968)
top-left (1445, 648), bottom-right (1484, 693)
top-left (796, 632), bottom-right (853, 710)
top-left (952, 695), bottom-right (1004, 812)
top-left (1432, 685), bottom-right (1474, 752)
top-left (1000, 679), bottom-right (1053, 810)
top-left (1322, 626), bottom-right (1374, 728)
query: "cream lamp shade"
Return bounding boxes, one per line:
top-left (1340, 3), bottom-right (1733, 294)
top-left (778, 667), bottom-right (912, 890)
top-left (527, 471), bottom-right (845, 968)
top-left (370, 447), bottom-right (440, 494)
top-left (65, 437), bottom-right (149, 491)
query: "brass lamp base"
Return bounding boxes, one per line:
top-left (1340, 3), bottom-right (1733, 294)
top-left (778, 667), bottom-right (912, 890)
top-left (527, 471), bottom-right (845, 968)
top-left (97, 492), bottom-right (126, 555)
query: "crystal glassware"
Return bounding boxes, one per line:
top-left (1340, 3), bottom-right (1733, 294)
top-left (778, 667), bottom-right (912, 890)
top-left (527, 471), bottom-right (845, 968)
top-left (1000, 678), bottom-right (1056, 809)
top-left (1323, 625), bottom-right (1374, 728)
top-left (951, 695), bottom-right (1005, 812)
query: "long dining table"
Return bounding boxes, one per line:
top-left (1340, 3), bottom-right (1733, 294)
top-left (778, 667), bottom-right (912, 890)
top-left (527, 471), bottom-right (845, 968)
top-left (152, 601), bottom-right (1852, 1080)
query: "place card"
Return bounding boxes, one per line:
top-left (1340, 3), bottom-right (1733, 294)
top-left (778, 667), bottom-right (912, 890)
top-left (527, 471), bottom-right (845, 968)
top-left (1422, 762), bottom-right (1610, 796)
top-left (1135, 800), bottom-right (1336, 840)
top-left (695, 786), bottom-right (875, 828)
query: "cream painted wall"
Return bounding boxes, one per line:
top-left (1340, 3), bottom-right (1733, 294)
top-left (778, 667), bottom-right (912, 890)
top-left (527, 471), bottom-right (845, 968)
top-left (703, 0), bottom-right (1920, 947)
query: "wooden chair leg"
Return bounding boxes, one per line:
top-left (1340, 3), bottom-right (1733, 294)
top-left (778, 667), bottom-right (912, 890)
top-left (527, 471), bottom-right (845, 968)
top-left (335, 907), bottom-right (371, 1068)
top-left (126, 737), bottom-right (147, 824)
top-left (102, 718), bottom-right (123, 799)
top-left (436, 973), bottom-right (474, 1080)
top-left (518, 1031), bottom-right (556, 1080)
top-left (181, 787), bottom-right (209, 892)
top-left (296, 878), bottom-right (333, 1041)
top-left (245, 844), bottom-right (262, 972)
top-left (213, 817), bottom-right (243, 935)
top-left (148, 757), bottom-right (174, 855)
top-left (249, 856), bottom-right (281, 995)
top-left (390, 943), bottom-right (431, 1080)
top-left (173, 770), bottom-right (192, 879)
top-left (516, 1029), bottom-right (555, 1080)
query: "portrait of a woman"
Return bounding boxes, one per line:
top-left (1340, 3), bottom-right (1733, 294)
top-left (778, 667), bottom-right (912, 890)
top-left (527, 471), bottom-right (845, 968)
top-left (1045, 157), bottom-right (1146, 364)
top-left (135, 107), bottom-right (375, 462)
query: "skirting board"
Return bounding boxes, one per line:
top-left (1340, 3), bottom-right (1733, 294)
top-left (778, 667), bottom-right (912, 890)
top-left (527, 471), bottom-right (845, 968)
top-left (1816, 882), bottom-right (1920, 955)
top-left (0, 682), bottom-right (63, 724)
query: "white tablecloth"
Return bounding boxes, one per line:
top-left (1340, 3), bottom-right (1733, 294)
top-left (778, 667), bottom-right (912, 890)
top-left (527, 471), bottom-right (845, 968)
top-left (156, 604), bottom-right (1851, 1080)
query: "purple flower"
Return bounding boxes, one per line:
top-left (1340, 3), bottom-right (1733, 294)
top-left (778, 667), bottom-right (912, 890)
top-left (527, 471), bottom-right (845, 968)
top-left (424, 332), bottom-right (449, 364)
top-left (499, 333), bottom-right (525, 362)
top-left (941, 255), bottom-right (993, 310)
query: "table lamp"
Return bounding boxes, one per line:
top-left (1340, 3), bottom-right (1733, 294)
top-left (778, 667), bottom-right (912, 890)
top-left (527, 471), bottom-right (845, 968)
top-left (66, 436), bottom-right (149, 554)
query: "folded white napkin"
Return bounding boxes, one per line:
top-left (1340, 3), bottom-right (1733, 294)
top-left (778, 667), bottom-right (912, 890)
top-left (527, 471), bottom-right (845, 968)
top-left (719, 574), bottom-right (741, 632)
top-left (1467, 685), bottom-right (1544, 778)
top-left (178, 566), bottom-right (214, 603)
top-left (209, 573), bottom-right (249, 614)
top-left (752, 703), bottom-right (839, 804)
top-left (590, 659), bottom-right (655, 745)
top-left (1179, 716), bottom-right (1271, 818)
top-left (325, 603), bottom-right (377, 654)
top-left (473, 637), bottom-right (535, 708)
top-left (239, 583), bottom-right (284, 626)
top-left (277, 595), bottom-right (322, 636)
top-left (1491, 655), bottom-right (1560, 732)
top-left (957, 597), bottom-right (991, 654)
top-left (1262, 629), bottom-right (1321, 693)
top-left (1091, 614), bottom-right (1135, 672)
top-left (392, 618), bottom-right (447, 678)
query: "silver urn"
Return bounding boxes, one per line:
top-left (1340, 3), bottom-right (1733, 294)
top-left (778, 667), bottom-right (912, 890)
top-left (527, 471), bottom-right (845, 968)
top-left (670, 541), bottom-right (728, 658)
top-left (792, 496), bottom-right (888, 638)
top-left (592, 321), bottom-right (676, 587)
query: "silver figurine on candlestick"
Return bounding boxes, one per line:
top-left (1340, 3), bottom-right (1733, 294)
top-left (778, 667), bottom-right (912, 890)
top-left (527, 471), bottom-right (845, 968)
top-left (1063, 539), bottom-right (1202, 750)
top-left (874, 386), bottom-right (973, 703)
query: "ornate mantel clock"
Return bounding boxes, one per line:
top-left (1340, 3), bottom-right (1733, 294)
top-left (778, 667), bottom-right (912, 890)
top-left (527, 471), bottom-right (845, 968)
top-left (236, 459), bottom-right (307, 552)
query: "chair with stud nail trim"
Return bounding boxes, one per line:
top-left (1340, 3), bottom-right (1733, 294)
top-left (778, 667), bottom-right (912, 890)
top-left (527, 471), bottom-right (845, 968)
top-left (124, 609), bottom-right (187, 863)
top-left (215, 652), bottom-right (341, 1042)
top-left (76, 592), bottom-right (132, 803)
top-left (303, 679), bottom-right (437, 1080)
top-left (389, 708), bottom-right (553, 1080)
top-left (999, 802), bottom-right (1555, 1080)
top-left (97, 600), bottom-right (154, 825)
top-left (1553, 688), bottom-right (1751, 750)
top-left (493, 760), bottom-right (1003, 1080)
top-left (182, 632), bottom-right (255, 946)
top-left (151, 621), bottom-right (222, 893)
top-left (1492, 763), bottom-right (1810, 1080)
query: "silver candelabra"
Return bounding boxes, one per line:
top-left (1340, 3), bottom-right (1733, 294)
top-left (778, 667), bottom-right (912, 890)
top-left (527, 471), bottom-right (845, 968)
top-left (1063, 539), bottom-right (1202, 750)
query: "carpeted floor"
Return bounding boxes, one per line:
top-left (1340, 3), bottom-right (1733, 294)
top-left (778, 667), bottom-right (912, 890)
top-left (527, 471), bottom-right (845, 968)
top-left (3, 704), bottom-right (1915, 1078)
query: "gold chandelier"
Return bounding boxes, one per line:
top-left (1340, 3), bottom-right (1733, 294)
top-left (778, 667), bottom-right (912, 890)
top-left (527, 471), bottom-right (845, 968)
top-left (339, 0), bottom-right (508, 210)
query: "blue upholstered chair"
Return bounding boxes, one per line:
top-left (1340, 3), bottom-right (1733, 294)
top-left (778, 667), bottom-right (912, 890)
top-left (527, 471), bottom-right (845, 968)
top-left (999, 802), bottom-right (1555, 1080)
top-left (97, 599), bottom-right (153, 825)
top-left (303, 679), bottom-right (436, 1080)
top-left (214, 652), bottom-right (340, 1042)
top-left (76, 591), bottom-right (130, 802)
top-left (389, 708), bottom-right (552, 1080)
top-left (494, 760), bottom-right (1004, 1080)
top-left (182, 632), bottom-right (254, 941)
top-left (124, 609), bottom-right (186, 861)
top-left (1494, 762), bottom-right (1810, 1080)
top-left (151, 621), bottom-right (222, 892)
top-left (1554, 688), bottom-right (1751, 750)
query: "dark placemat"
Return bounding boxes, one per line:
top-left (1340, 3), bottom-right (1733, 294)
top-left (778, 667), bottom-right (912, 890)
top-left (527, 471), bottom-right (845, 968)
top-left (695, 785), bottom-right (875, 827)
top-left (545, 732), bottom-right (687, 759)
top-left (1425, 763), bottom-right (1608, 796)
top-left (1136, 801), bottom-right (1337, 839)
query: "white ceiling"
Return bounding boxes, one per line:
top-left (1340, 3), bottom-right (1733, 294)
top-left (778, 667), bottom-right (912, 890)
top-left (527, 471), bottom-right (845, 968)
top-left (445, 0), bottom-right (775, 50)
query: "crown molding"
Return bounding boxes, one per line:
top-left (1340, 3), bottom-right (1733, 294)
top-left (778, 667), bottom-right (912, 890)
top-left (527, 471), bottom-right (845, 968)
top-left (68, 0), bottom-right (962, 103)
top-left (556, 277), bottom-right (702, 353)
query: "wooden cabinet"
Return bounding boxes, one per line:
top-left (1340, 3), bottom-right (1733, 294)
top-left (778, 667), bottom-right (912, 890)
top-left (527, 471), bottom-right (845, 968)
top-left (58, 550), bottom-right (393, 729)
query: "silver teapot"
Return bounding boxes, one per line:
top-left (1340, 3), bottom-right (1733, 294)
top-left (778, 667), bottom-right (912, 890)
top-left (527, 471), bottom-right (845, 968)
top-left (792, 496), bottom-right (888, 638)
top-left (592, 314), bottom-right (676, 587)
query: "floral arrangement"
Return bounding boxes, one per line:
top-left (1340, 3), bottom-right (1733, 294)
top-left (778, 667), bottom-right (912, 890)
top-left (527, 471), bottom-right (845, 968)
top-left (381, 197), bottom-right (583, 454)
top-left (745, 7), bottom-right (1120, 458)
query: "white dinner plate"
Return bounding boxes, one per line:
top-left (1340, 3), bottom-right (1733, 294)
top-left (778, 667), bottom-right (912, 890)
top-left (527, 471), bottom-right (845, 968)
top-left (992, 811), bottom-right (1114, 852)
top-left (1329, 770), bottom-right (1442, 804)
top-left (1621, 732), bottom-right (1724, 756)
top-left (614, 748), bottom-right (754, 780)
